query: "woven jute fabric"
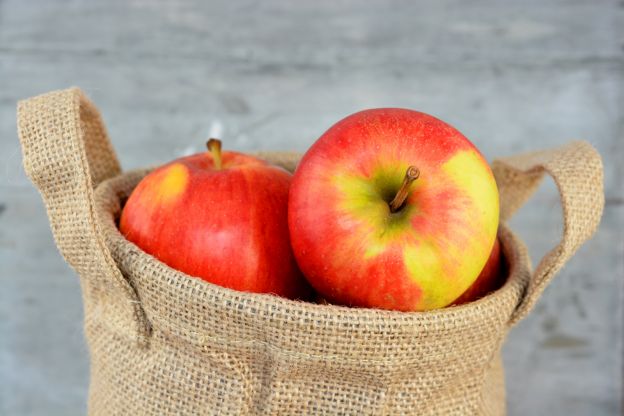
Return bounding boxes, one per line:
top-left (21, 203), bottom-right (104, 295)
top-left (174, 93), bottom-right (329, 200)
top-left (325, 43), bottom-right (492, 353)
top-left (18, 88), bottom-right (604, 415)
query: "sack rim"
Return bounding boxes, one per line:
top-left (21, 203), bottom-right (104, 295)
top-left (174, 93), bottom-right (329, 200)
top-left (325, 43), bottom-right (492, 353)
top-left (94, 167), bottom-right (531, 340)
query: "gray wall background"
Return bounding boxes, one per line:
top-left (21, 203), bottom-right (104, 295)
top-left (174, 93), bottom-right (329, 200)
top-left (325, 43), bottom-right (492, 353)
top-left (1, 0), bottom-right (622, 415)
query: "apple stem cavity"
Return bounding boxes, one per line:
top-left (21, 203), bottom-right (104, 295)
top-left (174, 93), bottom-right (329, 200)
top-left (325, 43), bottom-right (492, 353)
top-left (389, 166), bottom-right (420, 213)
top-left (207, 138), bottom-right (223, 170)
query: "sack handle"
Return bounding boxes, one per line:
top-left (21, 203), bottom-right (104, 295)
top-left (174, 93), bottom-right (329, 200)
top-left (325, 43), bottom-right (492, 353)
top-left (18, 87), bottom-right (150, 345)
top-left (492, 141), bottom-right (604, 325)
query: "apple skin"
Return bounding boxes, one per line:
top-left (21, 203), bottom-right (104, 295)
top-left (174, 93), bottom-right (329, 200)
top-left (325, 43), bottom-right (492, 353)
top-left (452, 237), bottom-right (504, 305)
top-left (120, 150), bottom-right (311, 300)
top-left (288, 108), bottom-right (499, 311)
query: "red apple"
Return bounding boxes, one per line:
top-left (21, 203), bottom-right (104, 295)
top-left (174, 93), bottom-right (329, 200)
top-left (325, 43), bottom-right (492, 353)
top-left (120, 139), bottom-right (310, 299)
top-left (288, 109), bottom-right (499, 311)
top-left (452, 237), bottom-right (504, 305)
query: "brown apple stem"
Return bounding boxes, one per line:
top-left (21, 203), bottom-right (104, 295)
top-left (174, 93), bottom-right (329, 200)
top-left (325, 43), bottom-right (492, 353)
top-left (389, 166), bottom-right (420, 213)
top-left (206, 138), bottom-right (222, 170)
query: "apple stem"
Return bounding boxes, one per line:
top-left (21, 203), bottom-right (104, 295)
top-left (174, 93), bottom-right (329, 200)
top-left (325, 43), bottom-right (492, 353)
top-left (206, 138), bottom-right (222, 170)
top-left (389, 166), bottom-right (420, 213)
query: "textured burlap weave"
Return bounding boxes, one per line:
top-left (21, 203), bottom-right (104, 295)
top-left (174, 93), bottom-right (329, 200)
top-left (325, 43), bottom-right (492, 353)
top-left (18, 88), bottom-right (604, 415)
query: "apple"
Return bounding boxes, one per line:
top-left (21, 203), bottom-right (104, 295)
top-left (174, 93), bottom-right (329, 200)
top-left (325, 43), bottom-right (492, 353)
top-left (120, 139), bottom-right (311, 299)
top-left (288, 109), bottom-right (499, 311)
top-left (452, 237), bottom-right (504, 305)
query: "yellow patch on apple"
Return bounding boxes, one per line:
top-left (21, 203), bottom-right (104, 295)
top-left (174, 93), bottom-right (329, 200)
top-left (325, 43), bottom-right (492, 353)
top-left (153, 163), bottom-right (190, 205)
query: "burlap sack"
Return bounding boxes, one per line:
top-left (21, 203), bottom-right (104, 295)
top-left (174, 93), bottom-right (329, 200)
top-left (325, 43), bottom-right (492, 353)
top-left (17, 88), bottom-right (604, 415)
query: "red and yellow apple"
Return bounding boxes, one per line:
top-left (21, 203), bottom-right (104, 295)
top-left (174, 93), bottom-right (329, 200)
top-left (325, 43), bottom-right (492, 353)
top-left (120, 139), bottom-right (310, 299)
top-left (452, 237), bottom-right (504, 305)
top-left (288, 109), bottom-right (499, 311)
